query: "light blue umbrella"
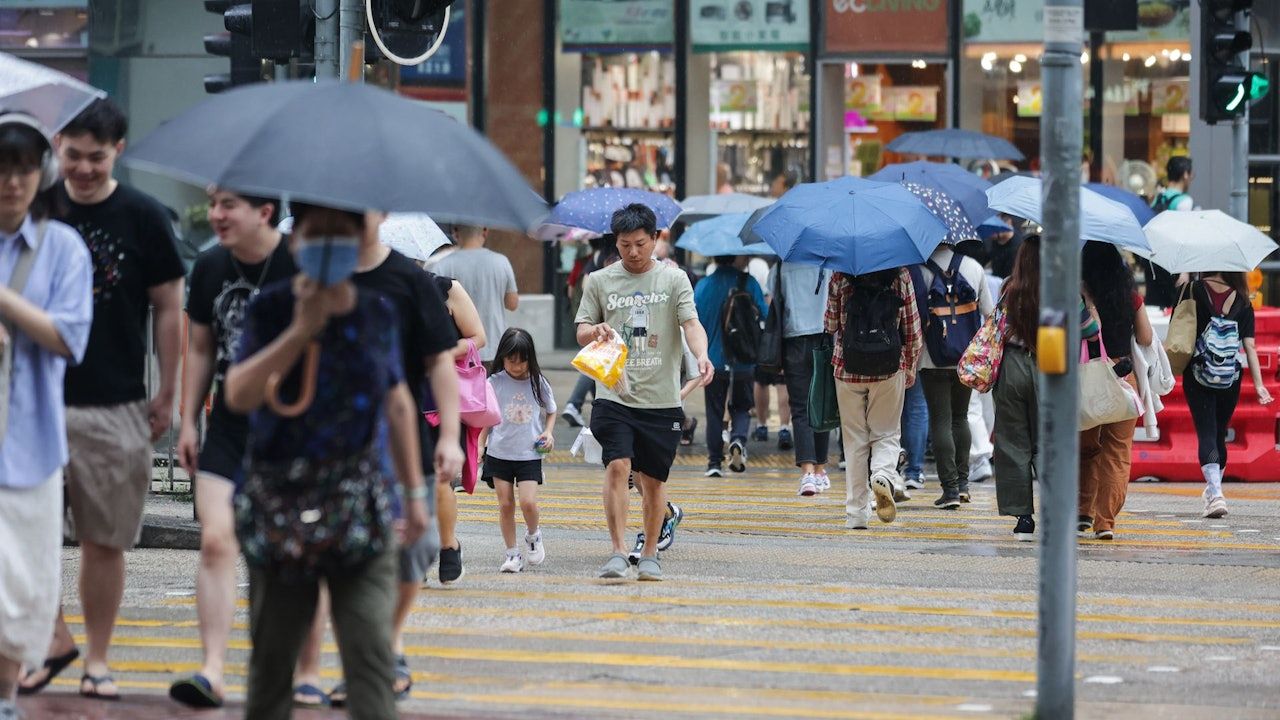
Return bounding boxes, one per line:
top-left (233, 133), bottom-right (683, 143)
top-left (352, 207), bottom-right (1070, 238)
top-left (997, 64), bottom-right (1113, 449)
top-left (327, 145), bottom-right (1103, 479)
top-left (533, 187), bottom-right (682, 239)
top-left (677, 193), bottom-right (774, 223)
top-left (675, 213), bottom-right (776, 257)
top-left (748, 177), bottom-right (950, 276)
top-left (985, 176), bottom-right (1151, 256)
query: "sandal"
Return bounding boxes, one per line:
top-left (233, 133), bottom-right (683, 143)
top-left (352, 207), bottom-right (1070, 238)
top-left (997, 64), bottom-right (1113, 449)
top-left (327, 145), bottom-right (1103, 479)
top-left (393, 655), bottom-right (413, 700)
top-left (293, 682), bottom-right (329, 708)
top-left (80, 674), bottom-right (121, 701)
top-left (170, 673), bottom-right (223, 708)
top-left (327, 682), bottom-right (347, 708)
top-left (17, 648), bottom-right (80, 696)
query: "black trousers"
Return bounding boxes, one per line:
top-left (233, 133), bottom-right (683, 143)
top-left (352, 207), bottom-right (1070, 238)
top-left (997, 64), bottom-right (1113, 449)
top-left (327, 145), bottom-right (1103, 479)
top-left (704, 370), bottom-right (753, 465)
top-left (1183, 372), bottom-right (1242, 468)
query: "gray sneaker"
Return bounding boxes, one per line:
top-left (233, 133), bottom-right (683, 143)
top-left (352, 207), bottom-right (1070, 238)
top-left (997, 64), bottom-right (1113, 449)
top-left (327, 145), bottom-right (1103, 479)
top-left (599, 553), bottom-right (630, 579)
top-left (636, 556), bottom-right (664, 581)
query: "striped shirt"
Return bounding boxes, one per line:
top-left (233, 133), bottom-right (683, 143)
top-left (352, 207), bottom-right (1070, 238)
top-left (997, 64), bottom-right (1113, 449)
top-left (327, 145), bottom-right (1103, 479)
top-left (823, 268), bottom-right (922, 384)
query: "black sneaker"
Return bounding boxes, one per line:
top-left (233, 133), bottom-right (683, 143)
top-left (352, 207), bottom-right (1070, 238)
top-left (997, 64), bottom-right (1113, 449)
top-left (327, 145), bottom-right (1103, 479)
top-left (628, 532), bottom-right (645, 565)
top-left (934, 492), bottom-right (962, 510)
top-left (1013, 515), bottom-right (1036, 541)
top-left (752, 426), bottom-right (768, 442)
top-left (777, 428), bottom-right (793, 451)
top-left (1077, 515), bottom-right (1093, 537)
top-left (704, 463), bottom-right (723, 478)
top-left (438, 542), bottom-right (464, 584)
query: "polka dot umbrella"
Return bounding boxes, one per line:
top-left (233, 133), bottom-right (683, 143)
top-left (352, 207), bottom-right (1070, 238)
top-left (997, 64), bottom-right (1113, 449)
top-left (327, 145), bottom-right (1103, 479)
top-left (902, 182), bottom-right (980, 245)
top-left (532, 187), bottom-right (683, 240)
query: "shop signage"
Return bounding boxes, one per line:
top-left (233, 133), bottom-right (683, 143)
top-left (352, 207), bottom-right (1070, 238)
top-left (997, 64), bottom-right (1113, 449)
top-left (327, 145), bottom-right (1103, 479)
top-left (1016, 80), bottom-right (1042, 117)
top-left (400, 3), bottom-right (466, 85)
top-left (561, 0), bottom-right (675, 50)
top-left (825, 0), bottom-right (950, 55)
top-left (691, 0), bottom-right (810, 52)
top-left (887, 85), bottom-right (938, 121)
top-left (962, 0), bottom-right (1189, 43)
top-left (1150, 78), bottom-right (1190, 116)
top-left (714, 79), bottom-right (760, 112)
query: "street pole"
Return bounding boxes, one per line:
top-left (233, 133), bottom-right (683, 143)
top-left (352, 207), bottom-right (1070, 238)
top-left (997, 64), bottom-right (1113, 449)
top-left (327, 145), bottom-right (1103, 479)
top-left (1037, 1), bottom-right (1083, 718)
top-left (339, 0), bottom-right (366, 83)
top-left (314, 0), bottom-right (339, 79)
top-left (1230, 9), bottom-right (1250, 222)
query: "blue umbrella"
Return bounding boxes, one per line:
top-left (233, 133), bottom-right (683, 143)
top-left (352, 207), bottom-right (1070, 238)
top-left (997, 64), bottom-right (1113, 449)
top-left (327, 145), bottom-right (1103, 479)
top-left (1085, 182), bottom-right (1156, 226)
top-left (675, 213), bottom-right (776, 257)
top-left (902, 182), bottom-right (979, 244)
top-left (536, 187), bottom-right (682, 237)
top-left (985, 176), bottom-right (1151, 255)
top-left (887, 129), bottom-right (1025, 161)
top-left (977, 214), bottom-right (1013, 239)
top-left (678, 193), bottom-right (774, 223)
top-left (869, 161), bottom-right (992, 224)
top-left (749, 177), bottom-right (950, 276)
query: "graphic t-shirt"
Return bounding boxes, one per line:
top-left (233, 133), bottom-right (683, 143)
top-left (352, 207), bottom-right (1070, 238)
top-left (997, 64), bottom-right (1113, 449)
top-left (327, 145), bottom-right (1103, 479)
top-left (186, 238), bottom-right (297, 435)
top-left (575, 261), bottom-right (697, 409)
top-left (237, 283), bottom-right (403, 466)
top-left (56, 183), bottom-right (186, 406)
top-left (485, 371), bottom-right (557, 462)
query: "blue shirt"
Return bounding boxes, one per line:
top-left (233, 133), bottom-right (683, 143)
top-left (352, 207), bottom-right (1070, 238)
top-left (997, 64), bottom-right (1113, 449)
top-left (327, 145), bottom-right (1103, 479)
top-left (0, 216), bottom-right (93, 489)
top-left (768, 262), bottom-right (830, 338)
top-left (694, 266), bottom-right (766, 371)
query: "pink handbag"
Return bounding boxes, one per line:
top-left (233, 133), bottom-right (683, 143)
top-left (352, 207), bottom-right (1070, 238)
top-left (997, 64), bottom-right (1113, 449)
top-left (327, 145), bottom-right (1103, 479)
top-left (456, 341), bottom-right (501, 429)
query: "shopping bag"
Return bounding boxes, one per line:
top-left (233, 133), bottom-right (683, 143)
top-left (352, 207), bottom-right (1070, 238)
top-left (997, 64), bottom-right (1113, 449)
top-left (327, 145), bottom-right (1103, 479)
top-left (1165, 284), bottom-right (1197, 376)
top-left (808, 342), bottom-right (841, 433)
top-left (957, 305), bottom-right (1006, 394)
top-left (571, 329), bottom-right (629, 391)
top-left (1078, 340), bottom-right (1143, 431)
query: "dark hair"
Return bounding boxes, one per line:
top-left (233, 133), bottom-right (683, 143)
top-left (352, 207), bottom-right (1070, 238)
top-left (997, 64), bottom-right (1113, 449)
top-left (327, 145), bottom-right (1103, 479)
top-left (0, 119), bottom-right (54, 220)
top-left (489, 327), bottom-right (548, 410)
top-left (775, 168), bottom-right (801, 190)
top-left (1167, 156), bottom-right (1192, 183)
top-left (1002, 235), bottom-right (1042, 350)
top-left (289, 202), bottom-right (364, 234)
top-left (1081, 242), bottom-right (1137, 357)
top-left (610, 203), bottom-right (657, 237)
top-left (213, 188), bottom-right (280, 227)
top-left (61, 98), bottom-right (128, 144)
top-left (1203, 271), bottom-right (1249, 301)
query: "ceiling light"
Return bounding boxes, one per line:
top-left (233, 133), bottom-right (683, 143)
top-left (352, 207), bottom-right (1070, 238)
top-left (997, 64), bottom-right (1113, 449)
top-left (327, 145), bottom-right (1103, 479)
top-left (1014, 53), bottom-right (1027, 63)
top-left (1009, 60), bottom-right (1023, 73)
top-left (1170, 49), bottom-right (1182, 61)
top-left (1122, 52), bottom-right (1131, 61)
top-left (1144, 55), bottom-right (1157, 67)
top-left (1081, 51), bottom-right (1089, 64)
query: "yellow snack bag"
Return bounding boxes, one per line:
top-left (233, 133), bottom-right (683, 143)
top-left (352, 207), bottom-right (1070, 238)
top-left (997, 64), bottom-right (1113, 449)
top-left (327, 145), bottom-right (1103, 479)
top-left (572, 330), bottom-right (629, 391)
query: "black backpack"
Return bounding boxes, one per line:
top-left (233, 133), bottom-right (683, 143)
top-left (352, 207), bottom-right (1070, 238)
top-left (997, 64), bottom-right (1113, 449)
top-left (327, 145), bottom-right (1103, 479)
top-left (1143, 191), bottom-right (1187, 307)
top-left (921, 253), bottom-right (982, 366)
top-left (721, 272), bottom-right (763, 366)
top-left (841, 272), bottom-right (904, 377)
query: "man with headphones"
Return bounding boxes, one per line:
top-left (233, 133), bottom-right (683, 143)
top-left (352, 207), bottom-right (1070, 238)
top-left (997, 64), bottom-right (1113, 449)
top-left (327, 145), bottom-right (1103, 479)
top-left (17, 98), bottom-right (186, 702)
top-left (0, 112), bottom-right (93, 717)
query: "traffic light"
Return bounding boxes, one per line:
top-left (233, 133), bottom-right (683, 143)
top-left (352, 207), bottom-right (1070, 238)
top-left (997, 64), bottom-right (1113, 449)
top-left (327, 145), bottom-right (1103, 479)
top-left (366, 0), bottom-right (453, 66)
top-left (249, 0), bottom-right (309, 60)
top-left (203, 1), bottom-right (261, 93)
top-left (1199, 0), bottom-right (1270, 123)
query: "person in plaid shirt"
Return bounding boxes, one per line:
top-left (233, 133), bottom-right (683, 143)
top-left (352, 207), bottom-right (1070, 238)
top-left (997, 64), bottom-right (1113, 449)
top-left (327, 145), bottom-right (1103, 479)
top-left (824, 268), bottom-right (922, 529)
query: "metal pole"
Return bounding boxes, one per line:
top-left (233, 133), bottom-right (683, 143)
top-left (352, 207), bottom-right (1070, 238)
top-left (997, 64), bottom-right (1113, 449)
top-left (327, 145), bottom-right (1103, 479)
top-left (314, 0), bottom-right (339, 79)
top-left (1230, 9), bottom-right (1250, 222)
top-left (1037, 1), bottom-right (1083, 718)
top-left (471, 0), bottom-right (487, 132)
top-left (673, 0), bottom-right (689, 198)
top-left (1088, 31), bottom-right (1104, 182)
top-left (339, 0), bottom-right (365, 82)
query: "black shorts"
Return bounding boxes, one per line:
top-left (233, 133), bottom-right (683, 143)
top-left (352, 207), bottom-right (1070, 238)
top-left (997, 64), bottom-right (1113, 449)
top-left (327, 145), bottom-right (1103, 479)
top-left (589, 399), bottom-right (683, 482)
top-left (198, 424), bottom-right (247, 489)
top-left (482, 455), bottom-right (544, 488)
top-left (754, 366), bottom-right (785, 385)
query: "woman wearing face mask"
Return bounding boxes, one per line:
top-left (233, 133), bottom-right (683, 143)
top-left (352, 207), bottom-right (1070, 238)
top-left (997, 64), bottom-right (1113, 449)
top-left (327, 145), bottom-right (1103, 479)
top-left (223, 203), bottom-right (427, 719)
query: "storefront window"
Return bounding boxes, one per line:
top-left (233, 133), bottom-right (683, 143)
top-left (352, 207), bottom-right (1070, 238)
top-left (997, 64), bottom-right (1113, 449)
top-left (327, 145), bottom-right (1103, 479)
top-left (711, 50), bottom-right (809, 194)
top-left (580, 51), bottom-right (677, 191)
top-left (0, 4), bottom-right (88, 53)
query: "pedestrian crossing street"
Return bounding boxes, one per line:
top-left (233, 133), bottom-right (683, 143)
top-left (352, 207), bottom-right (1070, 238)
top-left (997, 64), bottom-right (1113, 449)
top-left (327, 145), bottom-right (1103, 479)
top-left (46, 463), bottom-right (1280, 719)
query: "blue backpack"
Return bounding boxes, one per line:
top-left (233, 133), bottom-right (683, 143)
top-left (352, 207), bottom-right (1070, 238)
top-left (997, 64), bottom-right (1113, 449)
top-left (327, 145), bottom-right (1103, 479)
top-left (1192, 288), bottom-right (1243, 389)
top-left (920, 254), bottom-right (982, 366)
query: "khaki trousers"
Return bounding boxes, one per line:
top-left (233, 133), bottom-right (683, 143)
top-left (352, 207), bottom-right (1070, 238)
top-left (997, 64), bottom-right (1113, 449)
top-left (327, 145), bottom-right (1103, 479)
top-left (836, 373), bottom-right (906, 518)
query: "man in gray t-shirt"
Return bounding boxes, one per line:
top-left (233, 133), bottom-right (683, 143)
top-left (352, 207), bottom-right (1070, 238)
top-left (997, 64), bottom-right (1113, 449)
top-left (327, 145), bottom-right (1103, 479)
top-left (433, 226), bottom-right (518, 361)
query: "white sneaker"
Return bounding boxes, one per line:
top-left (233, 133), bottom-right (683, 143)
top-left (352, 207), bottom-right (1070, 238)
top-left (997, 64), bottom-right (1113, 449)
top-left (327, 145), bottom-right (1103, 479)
top-left (797, 473), bottom-right (818, 497)
top-left (903, 476), bottom-right (925, 490)
top-left (525, 532), bottom-right (545, 565)
top-left (845, 510), bottom-right (870, 529)
top-left (870, 472), bottom-right (898, 523)
top-left (1203, 494), bottom-right (1228, 519)
top-left (500, 550), bottom-right (525, 573)
top-left (561, 404), bottom-right (585, 427)
top-left (814, 471), bottom-right (831, 493)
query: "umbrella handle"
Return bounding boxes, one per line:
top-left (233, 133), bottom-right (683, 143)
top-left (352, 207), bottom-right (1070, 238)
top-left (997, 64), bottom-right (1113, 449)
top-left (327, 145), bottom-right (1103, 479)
top-left (265, 342), bottom-right (321, 418)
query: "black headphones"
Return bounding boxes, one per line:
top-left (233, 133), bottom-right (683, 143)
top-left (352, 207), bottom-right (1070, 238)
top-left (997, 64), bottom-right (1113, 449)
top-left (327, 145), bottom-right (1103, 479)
top-left (0, 112), bottom-right (60, 191)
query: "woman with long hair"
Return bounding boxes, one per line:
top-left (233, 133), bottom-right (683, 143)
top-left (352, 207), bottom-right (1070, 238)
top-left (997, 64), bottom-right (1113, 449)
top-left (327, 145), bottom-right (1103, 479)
top-left (993, 236), bottom-right (1041, 540)
top-left (1077, 242), bottom-right (1153, 540)
top-left (1183, 271), bottom-right (1272, 518)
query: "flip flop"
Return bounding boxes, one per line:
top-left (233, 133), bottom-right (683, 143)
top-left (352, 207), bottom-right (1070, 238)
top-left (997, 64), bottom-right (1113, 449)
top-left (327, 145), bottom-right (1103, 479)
top-left (80, 674), bottom-right (121, 701)
top-left (17, 648), bottom-right (80, 696)
top-left (328, 682), bottom-right (347, 708)
top-left (169, 673), bottom-right (223, 709)
top-left (293, 682), bottom-right (329, 708)
top-left (393, 655), bottom-right (413, 700)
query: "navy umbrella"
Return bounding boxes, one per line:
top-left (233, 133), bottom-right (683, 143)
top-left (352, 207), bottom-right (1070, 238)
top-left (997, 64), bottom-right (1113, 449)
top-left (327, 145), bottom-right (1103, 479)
top-left (124, 80), bottom-right (547, 231)
top-left (534, 187), bottom-right (682, 238)
top-left (902, 182), bottom-right (979, 244)
top-left (887, 129), bottom-right (1025, 161)
top-left (869, 161), bottom-right (992, 224)
top-left (1085, 183), bottom-right (1156, 226)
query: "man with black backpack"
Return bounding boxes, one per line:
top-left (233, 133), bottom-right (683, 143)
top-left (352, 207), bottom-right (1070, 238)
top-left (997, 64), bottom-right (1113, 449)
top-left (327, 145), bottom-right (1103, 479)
top-left (1143, 156), bottom-right (1194, 308)
top-left (694, 255), bottom-right (768, 476)
top-left (911, 246), bottom-right (995, 510)
top-left (824, 268), bottom-right (922, 529)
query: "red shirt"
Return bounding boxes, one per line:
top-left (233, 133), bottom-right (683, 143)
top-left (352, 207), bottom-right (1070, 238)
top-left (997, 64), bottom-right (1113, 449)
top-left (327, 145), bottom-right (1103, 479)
top-left (823, 268), bottom-right (923, 384)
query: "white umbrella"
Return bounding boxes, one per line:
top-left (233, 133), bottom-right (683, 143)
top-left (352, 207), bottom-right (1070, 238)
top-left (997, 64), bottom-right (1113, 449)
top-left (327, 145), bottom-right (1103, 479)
top-left (378, 213), bottom-right (451, 262)
top-left (677, 192), bottom-right (773, 223)
top-left (1146, 210), bottom-right (1277, 273)
top-left (0, 52), bottom-right (105, 131)
top-left (984, 175), bottom-right (1151, 256)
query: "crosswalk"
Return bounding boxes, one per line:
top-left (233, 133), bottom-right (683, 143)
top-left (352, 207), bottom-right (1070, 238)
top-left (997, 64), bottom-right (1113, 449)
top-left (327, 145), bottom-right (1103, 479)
top-left (36, 463), bottom-right (1280, 719)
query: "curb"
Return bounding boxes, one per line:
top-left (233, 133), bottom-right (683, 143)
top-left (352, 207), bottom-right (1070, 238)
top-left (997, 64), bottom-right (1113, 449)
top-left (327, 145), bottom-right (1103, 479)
top-left (138, 513), bottom-right (201, 550)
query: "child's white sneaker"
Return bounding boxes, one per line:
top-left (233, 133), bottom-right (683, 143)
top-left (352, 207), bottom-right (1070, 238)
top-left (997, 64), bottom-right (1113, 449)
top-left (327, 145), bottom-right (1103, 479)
top-left (500, 549), bottom-right (525, 573)
top-left (525, 531), bottom-right (545, 565)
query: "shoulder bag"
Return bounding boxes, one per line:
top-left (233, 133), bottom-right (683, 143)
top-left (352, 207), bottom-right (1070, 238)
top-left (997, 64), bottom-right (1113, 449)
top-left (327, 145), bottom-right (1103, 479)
top-left (0, 220), bottom-right (46, 447)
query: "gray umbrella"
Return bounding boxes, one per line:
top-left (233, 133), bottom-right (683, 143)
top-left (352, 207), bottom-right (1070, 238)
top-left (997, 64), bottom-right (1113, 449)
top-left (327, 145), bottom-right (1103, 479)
top-left (123, 80), bottom-right (546, 231)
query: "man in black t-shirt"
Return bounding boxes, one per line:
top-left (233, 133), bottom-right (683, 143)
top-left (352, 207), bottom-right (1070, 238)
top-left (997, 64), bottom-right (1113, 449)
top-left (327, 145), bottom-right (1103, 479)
top-left (167, 188), bottom-right (296, 709)
top-left (21, 99), bottom-right (186, 700)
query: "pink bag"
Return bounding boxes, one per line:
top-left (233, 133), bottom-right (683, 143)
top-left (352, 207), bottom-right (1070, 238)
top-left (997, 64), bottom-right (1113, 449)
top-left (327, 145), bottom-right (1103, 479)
top-left (456, 340), bottom-right (501, 428)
